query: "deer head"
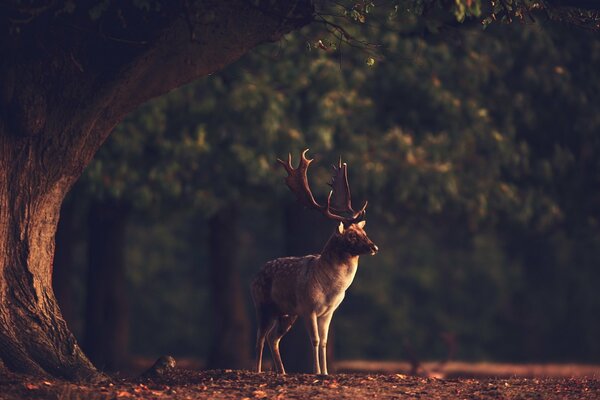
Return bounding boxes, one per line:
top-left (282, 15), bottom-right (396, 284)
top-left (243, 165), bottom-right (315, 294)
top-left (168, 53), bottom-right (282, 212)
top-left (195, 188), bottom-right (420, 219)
top-left (334, 220), bottom-right (378, 256)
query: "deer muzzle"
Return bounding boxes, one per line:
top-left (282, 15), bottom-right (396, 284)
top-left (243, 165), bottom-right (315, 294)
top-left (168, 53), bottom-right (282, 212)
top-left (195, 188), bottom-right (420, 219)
top-left (370, 244), bottom-right (379, 255)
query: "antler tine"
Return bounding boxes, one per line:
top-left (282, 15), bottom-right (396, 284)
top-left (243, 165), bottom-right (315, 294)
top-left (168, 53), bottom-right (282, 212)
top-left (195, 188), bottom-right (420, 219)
top-left (276, 152), bottom-right (293, 174)
top-left (354, 200), bottom-right (368, 218)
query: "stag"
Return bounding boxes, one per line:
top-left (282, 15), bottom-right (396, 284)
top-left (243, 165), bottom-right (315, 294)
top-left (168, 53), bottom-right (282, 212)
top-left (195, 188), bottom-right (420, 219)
top-left (251, 149), bottom-right (378, 375)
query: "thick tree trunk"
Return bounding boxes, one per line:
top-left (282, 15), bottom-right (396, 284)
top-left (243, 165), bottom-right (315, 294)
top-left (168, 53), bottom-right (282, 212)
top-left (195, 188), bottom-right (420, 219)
top-left (0, 137), bottom-right (96, 380)
top-left (207, 205), bottom-right (251, 369)
top-left (280, 202), bottom-right (335, 373)
top-left (0, 0), bottom-right (313, 379)
top-left (83, 200), bottom-right (129, 371)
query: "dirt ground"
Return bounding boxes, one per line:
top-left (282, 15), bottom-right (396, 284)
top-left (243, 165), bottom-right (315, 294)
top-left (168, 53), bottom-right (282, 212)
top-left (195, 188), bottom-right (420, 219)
top-left (1, 368), bottom-right (599, 400)
top-left (336, 360), bottom-right (600, 379)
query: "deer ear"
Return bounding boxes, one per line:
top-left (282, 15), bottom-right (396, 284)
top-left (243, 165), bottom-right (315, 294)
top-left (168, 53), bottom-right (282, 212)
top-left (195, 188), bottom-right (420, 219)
top-left (338, 222), bottom-right (345, 234)
top-left (357, 220), bottom-right (366, 229)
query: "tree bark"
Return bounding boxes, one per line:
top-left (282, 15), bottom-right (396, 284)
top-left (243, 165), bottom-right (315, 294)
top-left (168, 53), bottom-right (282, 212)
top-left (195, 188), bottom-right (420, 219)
top-left (0, 0), bottom-right (313, 379)
top-left (83, 200), bottom-right (129, 371)
top-left (207, 205), bottom-right (251, 369)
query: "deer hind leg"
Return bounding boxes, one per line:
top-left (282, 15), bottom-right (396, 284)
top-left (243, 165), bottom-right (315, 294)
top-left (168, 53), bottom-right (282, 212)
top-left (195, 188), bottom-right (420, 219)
top-left (268, 315), bottom-right (297, 374)
top-left (255, 307), bottom-right (276, 373)
top-left (317, 312), bottom-right (335, 375)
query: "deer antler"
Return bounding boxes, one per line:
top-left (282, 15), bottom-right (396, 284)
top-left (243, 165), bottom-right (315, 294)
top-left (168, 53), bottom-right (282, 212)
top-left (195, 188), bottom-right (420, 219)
top-left (329, 157), bottom-right (368, 217)
top-left (277, 149), bottom-right (367, 224)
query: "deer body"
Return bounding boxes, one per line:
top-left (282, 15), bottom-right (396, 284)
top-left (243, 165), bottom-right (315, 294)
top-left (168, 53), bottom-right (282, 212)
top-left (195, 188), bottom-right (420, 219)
top-left (263, 252), bottom-right (358, 317)
top-left (252, 149), bottom-right (378, 375)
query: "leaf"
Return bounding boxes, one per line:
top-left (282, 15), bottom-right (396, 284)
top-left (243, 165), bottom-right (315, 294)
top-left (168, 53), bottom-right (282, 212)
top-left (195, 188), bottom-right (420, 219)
top-left (253, 390), bottom-right (268, 398)
top-left (366, 57), bottom-right (375, 66)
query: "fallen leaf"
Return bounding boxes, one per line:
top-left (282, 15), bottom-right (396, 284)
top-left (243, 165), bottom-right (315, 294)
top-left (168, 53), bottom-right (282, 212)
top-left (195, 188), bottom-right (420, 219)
top-left (116, 391), bottom-right (132, 398)
top-left (253, 389), bottom-right (268, 398)
top-left (25, 383), bottom-right (39, 390)
top-left (42, 381), bottom-right (53, 386)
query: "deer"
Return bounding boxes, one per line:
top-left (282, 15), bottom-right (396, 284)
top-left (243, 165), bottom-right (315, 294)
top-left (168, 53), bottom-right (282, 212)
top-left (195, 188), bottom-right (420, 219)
top-left (251, 149), bottom-right (378, 375)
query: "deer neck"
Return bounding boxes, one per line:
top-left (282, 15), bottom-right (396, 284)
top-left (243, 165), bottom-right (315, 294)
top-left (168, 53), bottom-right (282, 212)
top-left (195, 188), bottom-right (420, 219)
top-left (316, 235), bottom-right (360, 293)
top-left (320, 235), bottom-right (359, 270)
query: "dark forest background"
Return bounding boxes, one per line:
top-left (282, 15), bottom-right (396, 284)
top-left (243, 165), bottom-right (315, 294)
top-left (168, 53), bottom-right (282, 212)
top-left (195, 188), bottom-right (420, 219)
top-left (52, 15), bottom-right (600, 372)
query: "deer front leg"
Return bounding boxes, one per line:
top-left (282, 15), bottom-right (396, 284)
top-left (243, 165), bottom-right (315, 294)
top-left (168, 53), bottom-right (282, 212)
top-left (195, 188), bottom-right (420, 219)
top-left (317, 312), bottom-right (334, 375)
top-left (303, 313), bottom-right (321, 374)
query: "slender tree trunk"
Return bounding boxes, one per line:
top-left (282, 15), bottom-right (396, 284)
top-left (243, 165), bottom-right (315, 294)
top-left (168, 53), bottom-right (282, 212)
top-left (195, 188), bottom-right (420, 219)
top-left (280, 202), bottom-right (335, 373)
top-left (83, 200), bottom-right (130, 371)
top-left (207, 204), bottom-right (251, 369)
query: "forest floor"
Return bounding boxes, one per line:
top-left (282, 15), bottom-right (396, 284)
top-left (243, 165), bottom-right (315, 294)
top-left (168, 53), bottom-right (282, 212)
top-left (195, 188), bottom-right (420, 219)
top-left (1, 367), bottom-right (600, 400)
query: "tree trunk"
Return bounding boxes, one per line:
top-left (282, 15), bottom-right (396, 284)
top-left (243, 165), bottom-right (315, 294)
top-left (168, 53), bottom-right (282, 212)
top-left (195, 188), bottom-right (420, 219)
top-left (280, 202), bottom-right (335, 373)
top-left (83, 200), bottom-right (130, 371)
top-left (207, 205), bottom-right (251, 369)
top-left (0, 137), bottom-right (96, 380)
top-left (0, 1), bottom-right (312, 379)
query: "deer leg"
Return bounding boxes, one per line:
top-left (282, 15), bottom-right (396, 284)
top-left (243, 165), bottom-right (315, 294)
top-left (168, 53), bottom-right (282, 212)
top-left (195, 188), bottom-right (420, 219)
top-left (267, 315), bottom-right (297, 374)
top-left (317, 312), bottom-right (334, 375)
top-left (303, 313), bottom-right (321, 374)
top-left (255, 309), bottom-right (276, 373)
